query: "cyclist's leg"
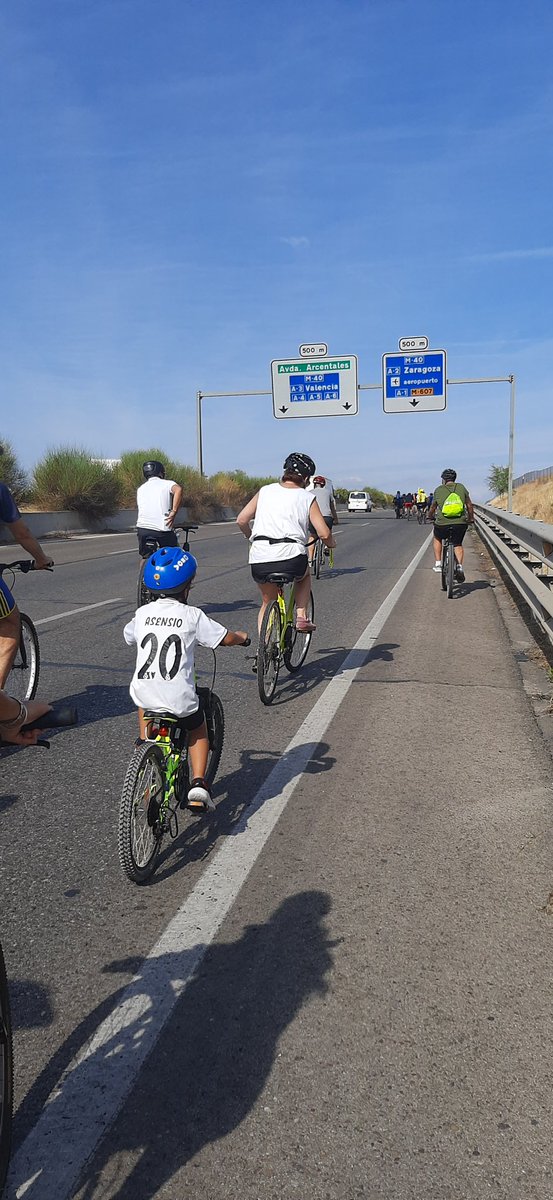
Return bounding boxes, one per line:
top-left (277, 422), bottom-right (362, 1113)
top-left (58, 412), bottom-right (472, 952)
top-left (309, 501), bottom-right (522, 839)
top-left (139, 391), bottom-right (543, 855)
top-left (185, 706), bottom-right (213, 809)
top-left (323, 514), bottom-right (333, 555)
top-left (452, 525), bottom-right (468, 577)
top-left (432, 527), bottom-right (444, 572)
top-left (253, 579), bottom-right (280, 634)
top-left (0, 582), bottom-right (21, 688)
top-left (294, 562), bottom-right (315, 626)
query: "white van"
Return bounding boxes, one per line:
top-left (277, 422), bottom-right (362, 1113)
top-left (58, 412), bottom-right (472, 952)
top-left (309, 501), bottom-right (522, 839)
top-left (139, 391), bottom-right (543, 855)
top-left (347, 490), bottom-right (373, 513)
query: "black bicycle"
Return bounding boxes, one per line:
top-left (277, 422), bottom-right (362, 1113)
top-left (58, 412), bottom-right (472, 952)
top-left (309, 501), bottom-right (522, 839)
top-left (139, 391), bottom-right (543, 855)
top-left (0, 560), bottom-right (46, 702)
top-left (0, 706), bottom-right (77, 1194)
top-left (137, 524), bottom-right (198, 607)
top-left (441, 531), bottom-right (457, 598)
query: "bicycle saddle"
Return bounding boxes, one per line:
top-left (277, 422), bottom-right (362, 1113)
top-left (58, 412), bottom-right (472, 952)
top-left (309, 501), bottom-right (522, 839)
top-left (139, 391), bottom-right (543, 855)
top-left (265, 573), bottom-right (294, 585)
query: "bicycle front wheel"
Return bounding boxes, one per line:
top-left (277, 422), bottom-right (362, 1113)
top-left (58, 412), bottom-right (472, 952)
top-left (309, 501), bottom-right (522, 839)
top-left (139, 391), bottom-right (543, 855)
top-left (283, 590), bottom-right (315, 673)
top-left (258, 601), bottom-right (282, 705)
top-left (0, 943), bottom-right (13, 1196)
top-left (8, 613), bottom-right (40, 702)
top-left (314, 539), bottom-right (322, 580)
top-left (137, 560), bottom-right (150, 608)
top-left (118, 743), bottom-right (166, 884)
top-left (197, 688), bottom-right (225, 786)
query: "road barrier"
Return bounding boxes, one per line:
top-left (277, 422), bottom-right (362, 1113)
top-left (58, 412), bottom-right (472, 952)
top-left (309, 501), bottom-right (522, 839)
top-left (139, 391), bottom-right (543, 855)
top-left (474, 504), bottom-right (553, 646)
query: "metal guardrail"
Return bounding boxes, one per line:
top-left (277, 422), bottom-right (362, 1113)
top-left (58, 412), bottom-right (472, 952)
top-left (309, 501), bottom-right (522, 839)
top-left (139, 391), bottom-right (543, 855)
top-left (474, 504), bottom-right (553, 645)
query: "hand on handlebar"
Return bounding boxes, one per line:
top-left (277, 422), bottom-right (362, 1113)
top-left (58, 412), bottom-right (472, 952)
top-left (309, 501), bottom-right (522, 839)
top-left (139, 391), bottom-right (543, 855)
top-left (0, 700), bottom-right (52, 745)
top-left (35, 558), bottom-right (54, 571)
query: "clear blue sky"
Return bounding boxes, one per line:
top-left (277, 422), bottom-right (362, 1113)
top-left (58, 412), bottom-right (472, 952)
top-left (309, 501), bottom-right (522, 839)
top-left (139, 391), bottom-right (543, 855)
top-left (2, 0), bottom-right (553, 499)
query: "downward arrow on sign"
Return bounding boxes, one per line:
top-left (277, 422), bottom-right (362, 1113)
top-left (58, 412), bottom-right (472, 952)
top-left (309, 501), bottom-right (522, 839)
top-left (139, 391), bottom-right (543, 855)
top-left (279, 406), bottom-right (288, 413)
top-left (343, 403), bottom-right (352, 410)
top-left (409, 399), bottom-right (419, 407)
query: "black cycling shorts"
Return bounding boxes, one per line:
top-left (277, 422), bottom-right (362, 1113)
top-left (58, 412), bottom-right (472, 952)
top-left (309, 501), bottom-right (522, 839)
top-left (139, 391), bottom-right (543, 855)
top-left (251, 553), bottom-right (308, 584)
top-left (433, 523), bottom-right (468, 546)
top-left (145, 699), bottom-right (205, 739)
top-left (137, 528), bottom-right (178, 558)
top-left (308, 514), bottom-right (333, 538)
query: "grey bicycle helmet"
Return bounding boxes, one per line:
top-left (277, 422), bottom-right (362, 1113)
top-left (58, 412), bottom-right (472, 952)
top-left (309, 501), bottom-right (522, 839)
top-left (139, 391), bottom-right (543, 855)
top-left (441, 468), bottom-right (457, 482)
top-left (142, 460), bottom-right (165, 479)
top-left (283, 452), bottom-right (316, 479)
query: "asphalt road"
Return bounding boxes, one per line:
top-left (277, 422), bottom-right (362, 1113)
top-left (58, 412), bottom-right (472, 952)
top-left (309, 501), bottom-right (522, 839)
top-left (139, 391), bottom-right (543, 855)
top-left (2, 511), bottom-right (553, 1199)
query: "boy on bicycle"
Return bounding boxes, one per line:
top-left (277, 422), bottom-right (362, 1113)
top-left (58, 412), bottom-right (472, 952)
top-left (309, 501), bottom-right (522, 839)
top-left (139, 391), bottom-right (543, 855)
top-left (124, 546), bottom-right (249, 811)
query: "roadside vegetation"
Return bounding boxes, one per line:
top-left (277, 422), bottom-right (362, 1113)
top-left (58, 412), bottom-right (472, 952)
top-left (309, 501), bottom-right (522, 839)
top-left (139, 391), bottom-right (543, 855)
top-left (0, 439), bottom-right (393, 521)
top-left (491, 477), bottom-right (553, 523)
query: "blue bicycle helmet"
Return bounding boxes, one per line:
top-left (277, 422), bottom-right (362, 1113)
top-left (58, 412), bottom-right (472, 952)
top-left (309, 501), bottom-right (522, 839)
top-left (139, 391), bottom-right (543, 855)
top-left (143, 546), bottom-right (197, 595)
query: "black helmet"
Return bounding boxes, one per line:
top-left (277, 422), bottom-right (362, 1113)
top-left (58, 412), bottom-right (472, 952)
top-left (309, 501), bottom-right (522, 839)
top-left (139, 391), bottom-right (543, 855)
top-left (283, 451), bottom-right (316, 480)
top-left (441, 468), bottom-right (457, 482)
top-left (142, 460), bottom-right (165, 479)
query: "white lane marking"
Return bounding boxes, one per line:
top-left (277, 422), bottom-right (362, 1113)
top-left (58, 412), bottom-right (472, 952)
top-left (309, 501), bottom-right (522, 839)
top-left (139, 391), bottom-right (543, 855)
top-left (9, 535), bottom-right (431, 1200)
top-left (33, 599), bottom-right (124, 627)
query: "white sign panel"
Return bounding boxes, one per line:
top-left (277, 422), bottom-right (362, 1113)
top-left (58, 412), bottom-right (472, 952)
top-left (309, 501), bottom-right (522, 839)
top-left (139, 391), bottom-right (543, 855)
top-left (398, 336), bottom-right (429, 352)
top-left (272, 356), bottom-right (359, 419)
top-left (382, 350), bottom-right (447, 413)
top-left (299, 342), bottom-right (328, 358)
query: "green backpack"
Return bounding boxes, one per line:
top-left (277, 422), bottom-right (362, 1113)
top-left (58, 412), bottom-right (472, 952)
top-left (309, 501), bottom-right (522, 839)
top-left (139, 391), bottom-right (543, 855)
top-left (441, 489), bottom-right (465, 518)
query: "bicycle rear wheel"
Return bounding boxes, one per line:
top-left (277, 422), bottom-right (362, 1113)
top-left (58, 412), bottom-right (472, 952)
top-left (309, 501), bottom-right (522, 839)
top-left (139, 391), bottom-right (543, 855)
top-left (441, 546), bottom-right (447, 591)
top-left (283, 590), bottom-right (315, 673)
top-left (258, 601), bottom-right (281, 705)
top-left (0, 942), bottom-right (13, 1196)
top-left (8, 613), bottom-right (40, 702)
top-left (118, 743), bottom-right (166, 884)
top-left (447, 542), bottom-right (455, 598)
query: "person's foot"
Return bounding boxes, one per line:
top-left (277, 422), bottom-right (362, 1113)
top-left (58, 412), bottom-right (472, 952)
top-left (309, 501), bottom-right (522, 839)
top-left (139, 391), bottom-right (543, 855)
top-left (432, 561), bottom-right (441, 573)
top-left (295, 616), bottom-right (316, 632)
top-left (324, 547), bottom-right (330, 557)
top-left (455, 563), bottom-right (465, 582)
top-left (187, 779), bottom-right (215, 812)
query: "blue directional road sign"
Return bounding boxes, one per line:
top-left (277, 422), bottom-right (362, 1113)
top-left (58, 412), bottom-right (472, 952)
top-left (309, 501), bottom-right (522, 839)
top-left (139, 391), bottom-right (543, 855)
top-left (382, 350), bottom-right (447, 413)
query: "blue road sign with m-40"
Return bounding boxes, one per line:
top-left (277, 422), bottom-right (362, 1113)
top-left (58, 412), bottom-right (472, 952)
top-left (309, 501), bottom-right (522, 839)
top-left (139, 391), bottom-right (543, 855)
top-left (382, 350), bottom-right (447, 413)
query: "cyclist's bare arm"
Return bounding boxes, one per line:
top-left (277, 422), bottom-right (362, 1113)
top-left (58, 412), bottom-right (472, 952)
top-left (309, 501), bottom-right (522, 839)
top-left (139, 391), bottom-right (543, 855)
top-left (330, 496), bottom-right (339, 523)
top-left (166, 483), bottom-right (183, 528)
top-left (428, 502), bottom-right (437, 521)
top-left (236, 494), bottom-right (259, 538)
top-left (0, 692), bottom-right (52, 744)
top-left (7, 518), bottom-right (53, 569)
top-left (465, 493), bottom-right (475, 522)
top-left (221, 630), bottom-right (250, 646)
top-left (309, 500), bottom-right (336, 547)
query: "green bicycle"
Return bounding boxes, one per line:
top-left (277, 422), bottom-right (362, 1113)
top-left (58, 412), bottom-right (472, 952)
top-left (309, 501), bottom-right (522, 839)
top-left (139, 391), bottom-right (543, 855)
top-left (257, 573), bottom-right (315, 705)
top-left (118, 658), bottom-right (233, 885)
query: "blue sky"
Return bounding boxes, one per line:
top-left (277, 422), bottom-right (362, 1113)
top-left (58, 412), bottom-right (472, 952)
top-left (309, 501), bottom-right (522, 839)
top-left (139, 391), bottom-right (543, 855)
top-left (2, 0), bottom-right (553, 499)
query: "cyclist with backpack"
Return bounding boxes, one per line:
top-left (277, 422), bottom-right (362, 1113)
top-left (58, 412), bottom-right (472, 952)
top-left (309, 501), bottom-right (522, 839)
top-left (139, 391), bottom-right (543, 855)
top-left (428, 468), bottom-right (474, 582)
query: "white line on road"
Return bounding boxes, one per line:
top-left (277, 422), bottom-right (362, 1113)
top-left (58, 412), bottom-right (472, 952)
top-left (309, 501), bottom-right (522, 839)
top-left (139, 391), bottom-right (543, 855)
top-left (33, 599), bottom-right (124, 627)
top-left (9, 535), bottom-right (431, 1200)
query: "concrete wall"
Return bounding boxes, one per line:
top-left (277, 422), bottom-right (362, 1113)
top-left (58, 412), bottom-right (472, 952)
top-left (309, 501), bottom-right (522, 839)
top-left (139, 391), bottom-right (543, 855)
top-left (0, 506), bottom-right (239, 544)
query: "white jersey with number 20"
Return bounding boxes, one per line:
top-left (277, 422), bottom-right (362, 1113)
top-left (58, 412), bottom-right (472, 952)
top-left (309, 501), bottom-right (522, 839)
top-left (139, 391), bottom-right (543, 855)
top-left (124, 597), bottom-right (227, 716)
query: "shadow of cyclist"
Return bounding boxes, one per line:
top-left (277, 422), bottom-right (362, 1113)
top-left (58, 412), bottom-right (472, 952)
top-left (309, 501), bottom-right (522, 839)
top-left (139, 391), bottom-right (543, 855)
top-left (10, 892), bottom-right (334, 1200)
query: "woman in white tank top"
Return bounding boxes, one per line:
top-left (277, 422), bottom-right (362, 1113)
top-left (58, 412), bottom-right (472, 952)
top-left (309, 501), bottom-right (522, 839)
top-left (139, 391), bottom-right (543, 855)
top-left (236, 452), bottom-right (336, 634)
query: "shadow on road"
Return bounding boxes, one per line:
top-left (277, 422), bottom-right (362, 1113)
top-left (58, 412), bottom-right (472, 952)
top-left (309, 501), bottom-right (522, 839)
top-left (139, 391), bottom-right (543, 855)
top-left (152, 739), bottom-right (336, 885)
top-left (271, 642), bottom-right (399, 705)
top-left (12, 892), bottom-right (334, 1200)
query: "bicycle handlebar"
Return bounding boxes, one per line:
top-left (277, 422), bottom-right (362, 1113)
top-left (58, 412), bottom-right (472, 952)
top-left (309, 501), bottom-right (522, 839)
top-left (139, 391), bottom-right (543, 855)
top-left (22, 705), bottom-right (78, 732)
top-left (0, 559), bottom-right (53, 575)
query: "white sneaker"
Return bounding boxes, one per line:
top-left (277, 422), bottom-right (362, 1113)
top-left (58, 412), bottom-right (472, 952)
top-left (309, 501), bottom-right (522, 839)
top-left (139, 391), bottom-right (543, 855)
top-left (433, 561), bottom-right (441, 573)
top-left (187, 779), bottom-right (215, 812)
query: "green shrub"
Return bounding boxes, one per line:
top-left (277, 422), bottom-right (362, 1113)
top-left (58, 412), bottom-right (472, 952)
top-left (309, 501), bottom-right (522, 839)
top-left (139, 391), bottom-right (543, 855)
top-left (210, 470), bottom-right (277, 508)
top-left (364, 485), bottom-right (393, 508)
top-left (31, 447), bottom-right (122, 520)
top-left (0, 438), bottom-right (29, 503)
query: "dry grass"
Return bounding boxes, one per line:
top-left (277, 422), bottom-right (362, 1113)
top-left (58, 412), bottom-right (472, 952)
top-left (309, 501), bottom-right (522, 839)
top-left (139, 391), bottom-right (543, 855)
top-left (491, 477), bottom-right (553, 523)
